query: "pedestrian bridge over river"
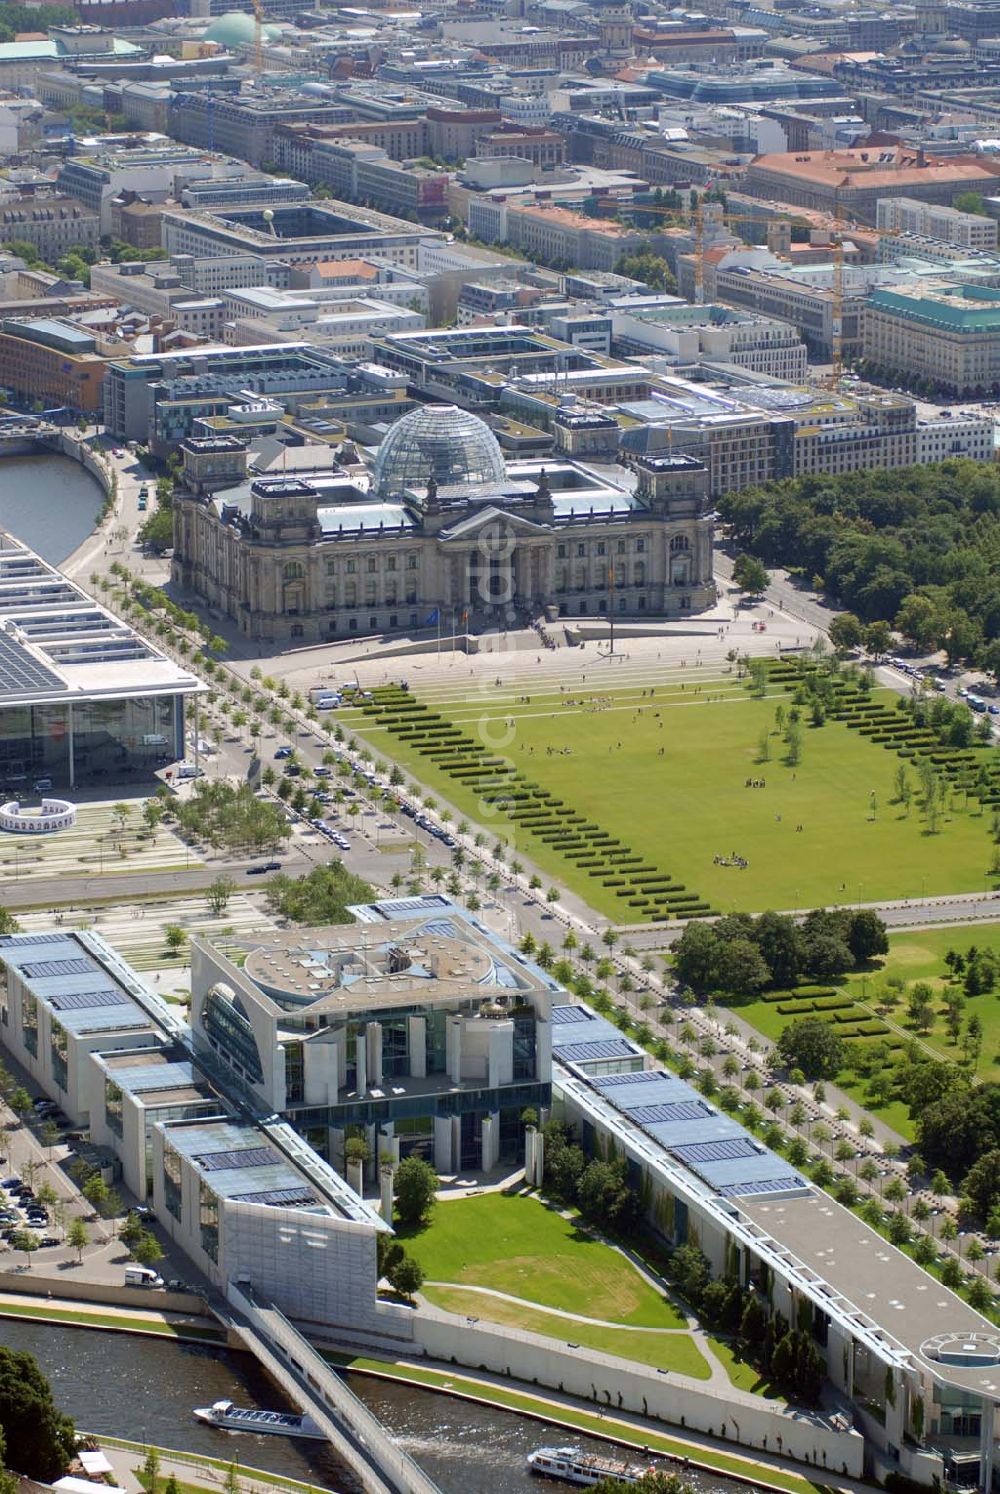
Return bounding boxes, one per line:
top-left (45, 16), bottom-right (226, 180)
top-left (219, 1282), bottom-right (442, 1494)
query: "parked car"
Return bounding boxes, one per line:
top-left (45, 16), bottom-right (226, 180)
top-left (274, 746), bottom-right (293, 760)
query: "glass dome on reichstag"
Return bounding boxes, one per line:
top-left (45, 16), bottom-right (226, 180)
top-left (372, 404), bottom-right (506, 499)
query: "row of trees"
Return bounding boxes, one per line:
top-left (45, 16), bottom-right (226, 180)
top-left (718, 459), bottom-right (1000, 670)
top-left (672, 908), bottom-right (889, 1001)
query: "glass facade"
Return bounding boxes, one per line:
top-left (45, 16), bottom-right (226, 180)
top-left (105, 1079), bottom-right (124, 1138)
top-left (203, 988), bottom-right (264, 1084)
top-left (50, 1022), bottom-right (68, 1092)
top-left (283, 1041), bottom-right (304, 1104)
top-left (373, 405), bottom-right (507, 498)
top-left (199, 1179), bottom-right (219, 1261)
top-left (164, 1143), bottom-right (183, 1221)
top-left (21, 990), bottom-right (37, 1057)
top-left (0, 693), bottom-right (182, 790)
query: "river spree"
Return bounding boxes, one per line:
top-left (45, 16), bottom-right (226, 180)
top-left (0, 455), bottom-right (104, 565)
top-left (0, 1317), bottom-right (763, 1494)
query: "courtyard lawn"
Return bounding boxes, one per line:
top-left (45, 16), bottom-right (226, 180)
top-left (348, 679), bottom-right (995, 916)
top-left (420, 1285), bottom-right (712, 1378)
top-left (401, 1192), bottom-right (686, 1329)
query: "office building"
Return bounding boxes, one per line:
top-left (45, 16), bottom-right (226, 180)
top-left (0, 534), bottom-right (200, 787)
top-left (159, 201), bottom-right (439, 273)
top-left (0, 926), bottom-right (389, 1336)
top-left (551, 1000), bottom-right (1000, 1491)
top-left (876, 196), bottom-right (999, 251)
top-left (89, 261), bottom-right (227, 340)
top-left (743, 147), bottom-right (1000, 226)
top-left (612, 302), bottom-right (809, 380)
top-left (0, 318), bottom-right (108, 413)
top-left (0, 194), bottom-right (100, 263)
top-left (102, 342), bottom-right (353, 451)
top-left (189, 903), bottom-right (556, 1175)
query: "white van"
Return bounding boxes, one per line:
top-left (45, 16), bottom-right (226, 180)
top-left (125, 1264), bottom-right (164, 1288)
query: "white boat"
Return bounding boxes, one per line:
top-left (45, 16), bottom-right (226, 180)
top-left (527, 1445), bottom-right (663, 1486)
top-left (193, 1399), bottom-right (325, 1439)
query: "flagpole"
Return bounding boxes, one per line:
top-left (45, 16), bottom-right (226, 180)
top-left (608, 564), bottom-right (615, 657)
top-left (436, 608), bottom-right (441, 662)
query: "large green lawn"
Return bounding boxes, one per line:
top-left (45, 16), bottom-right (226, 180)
top-left (403, 1193), bottom-right (686, 1328)
top-left (348, 678), bottom-right (994, 916)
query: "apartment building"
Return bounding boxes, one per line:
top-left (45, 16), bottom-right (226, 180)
top-left (469, 199), bottom-right (647, 272)
top-left (166, 90), bottom-right (355, 169)
top-left (267, 136), bottom-right (448, 224)
top-left (272, 120), bottom-right (430, 178)
top-left (474, 124), bottom-right (565, 169)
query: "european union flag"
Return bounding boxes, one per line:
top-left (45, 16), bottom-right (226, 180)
top-left (425, 609), bottom-right (440, 625)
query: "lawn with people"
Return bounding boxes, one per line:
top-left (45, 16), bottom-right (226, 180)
top-left (348, 668), bottom-right (995, 917)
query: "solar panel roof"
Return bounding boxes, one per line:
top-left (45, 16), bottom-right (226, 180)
top-left (593, 1069), bottom-right (669, 1088)
top-left (717, 1176), bottom-right (806, 1198)
top-left (49, 988), bottom-right (129, 1012)
top-left (629, 1101), bottom-right (712, 1125)
top-left (563, 1042), bottom-right (812, 1201)
top-left (22, 959), bottom-right (93, 979)
top-left (230, 1187), bottom-right (317, 1207)
top-left (556, 1039), bottom-right (638, 1063)
top-left (673, 1138), bottom-right (761, 1164)
top-left (196, 1146), bottom-right (278, 1172)
top-left (0, 630), bottom-right (66, 698)
top-left (551, 1004), bottom-right (596, 1026)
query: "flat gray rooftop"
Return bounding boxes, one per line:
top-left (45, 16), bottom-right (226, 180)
top-left (738, 1190), bottom-right (1000, 1395)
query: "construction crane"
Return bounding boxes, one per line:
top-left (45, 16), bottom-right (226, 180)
top-left (827, 190), bottom-right (846, 389)
top-left (251, 0), bottom-right (263, 79)
top-left (829, 225), bottom-right (844, 388)
top-left (624, 197), bottom-right (787, 304)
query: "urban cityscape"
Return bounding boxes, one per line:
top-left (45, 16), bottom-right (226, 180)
top-left (5, 0), bottom-right (1000, 1492)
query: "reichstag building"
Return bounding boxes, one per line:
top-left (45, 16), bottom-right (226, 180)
top-left (172, 404), bottom-right (716, 645)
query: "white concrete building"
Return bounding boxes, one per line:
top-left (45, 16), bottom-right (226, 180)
top-left (877, 197), bottom-right (999, 251)
top-left (612, 301), bottom-right (809, 381)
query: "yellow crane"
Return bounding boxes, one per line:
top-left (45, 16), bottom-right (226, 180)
top-left (251, 0), bottom-right (264, 80)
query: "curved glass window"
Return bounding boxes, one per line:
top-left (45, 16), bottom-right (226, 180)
top-left (203, 985), bottom-right (264, 1083)
top-left (372, 405), bottom-right (507, 498)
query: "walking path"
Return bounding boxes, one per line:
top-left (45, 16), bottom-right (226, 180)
top-left (89, 1436), bottom-right (318, 1494)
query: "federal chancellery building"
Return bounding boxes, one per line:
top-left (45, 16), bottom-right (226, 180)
top-left (171, 404), bottom-right (716, 645)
